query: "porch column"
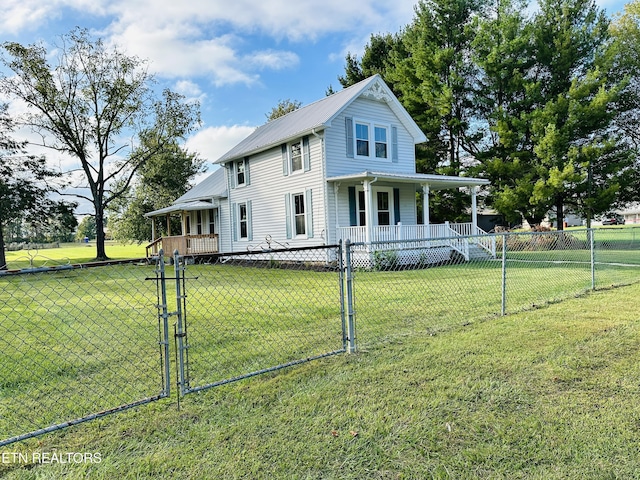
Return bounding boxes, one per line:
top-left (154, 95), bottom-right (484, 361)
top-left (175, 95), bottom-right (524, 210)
top-left (471, 186), bottom-right (478, 233)
top-left (363, 180), bottom-right (374, 244)
top-left (166, 214), bottom-right (171, 236)
top-left (422, 184), bottom-right (430, 237)
top-left (151, 217), bottom-right (157, 241)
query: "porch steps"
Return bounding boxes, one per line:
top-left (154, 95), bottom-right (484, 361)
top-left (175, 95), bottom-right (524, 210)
top-left (468, 244), bottom-right (494, 261)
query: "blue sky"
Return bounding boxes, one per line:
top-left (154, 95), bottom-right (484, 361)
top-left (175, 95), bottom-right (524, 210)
top-left (0, 0), bottom-right (631, 186)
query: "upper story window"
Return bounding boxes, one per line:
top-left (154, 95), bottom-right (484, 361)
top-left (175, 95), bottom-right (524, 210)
top-left (346, 117), bottom-right (398, 162)
top-left (290, 141), bottom-right (303, 173)
top-left (236, 159), bottom-right (245, 186)
top-left (374, 126), bottom-right (388, 159)
top-left (355, 122), bottom-right (370, 157)
top-left (282, 136), bottom-right (311, 176)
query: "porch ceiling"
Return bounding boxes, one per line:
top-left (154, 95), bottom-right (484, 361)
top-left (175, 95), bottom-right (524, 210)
top-left (326, 171), bottom-right (489, 191)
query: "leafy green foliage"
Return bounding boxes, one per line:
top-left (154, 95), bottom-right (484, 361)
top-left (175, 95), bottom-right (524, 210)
top-left (337, 0), bottom-right (638, 228)
top-left (0, 28), bottom-right (201, 260)
top-left (0, 103), bottom-right (70, 268)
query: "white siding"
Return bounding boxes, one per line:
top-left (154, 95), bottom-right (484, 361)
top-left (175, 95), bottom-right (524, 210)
top-left (325, 97), bottom-right (418, 178)
top-left (225, 134), bottom-right (327, 251)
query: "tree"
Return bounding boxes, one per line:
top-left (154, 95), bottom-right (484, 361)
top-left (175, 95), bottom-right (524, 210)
top-left (108, 137), bottom-right (205, 243)
top-left (338, 33), bottom-right (401, 89)
top-left (265, 99), bottom-right (302, 121)
top-left (0, 28), bottom-right (200, 260)
top-left (0, 103), bottom-right (63, 269)
top-left (75, 216), bottom-right (97, 242)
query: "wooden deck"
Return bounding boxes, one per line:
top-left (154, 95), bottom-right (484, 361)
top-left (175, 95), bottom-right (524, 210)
top-left (146, 234), bottom-right (219, 257)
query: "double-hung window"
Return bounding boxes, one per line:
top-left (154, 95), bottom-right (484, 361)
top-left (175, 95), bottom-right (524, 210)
top-left (235, 159), bottom-right (245, 186)
top-left (290, 141), bottom-right (303, 173)
top-left (352, 119), bottom-right (390, 160)
top-left (355, 122), bottom-right (370, 157)
top-left (293, 193), bottom-right (306, 236)
top-left (374, 126), bottom-right (388, 159)
top-left (285, 190), bottom-right (313, 239)
top-left (238, 203), bottom-right (248, 239)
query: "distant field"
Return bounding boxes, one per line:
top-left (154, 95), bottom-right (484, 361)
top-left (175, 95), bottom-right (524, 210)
top-left (3, 241), bottom-right (147, 269)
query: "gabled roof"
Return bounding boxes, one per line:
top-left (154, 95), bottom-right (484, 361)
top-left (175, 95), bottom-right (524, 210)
top-left (215, 75), bottom-right (427, 164)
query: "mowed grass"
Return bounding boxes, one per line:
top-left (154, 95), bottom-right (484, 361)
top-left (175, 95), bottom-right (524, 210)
top-left (3, 241), bottom-right (147, 270)
top-left (1, 281), bottom-right (640, 478)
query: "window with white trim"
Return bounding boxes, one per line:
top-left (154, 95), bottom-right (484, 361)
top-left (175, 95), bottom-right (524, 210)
top-left (355, 122), bottom-right (369, 157)
top-left (235, 159), bottom-right (246, 186)
top-left (353, 119), bottom-right (390, 160)
top-left (293, 193), bottom-right (306, 236)
top-left (290, 140), bottom-right (303, 173)
top-left (238, 203), bottom-right (248, 239)
top-left (374, 126), bottom-right (388, 159)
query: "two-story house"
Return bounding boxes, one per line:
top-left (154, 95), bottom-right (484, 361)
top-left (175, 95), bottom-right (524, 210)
top-left (146, 75), bottom-right (491, 264)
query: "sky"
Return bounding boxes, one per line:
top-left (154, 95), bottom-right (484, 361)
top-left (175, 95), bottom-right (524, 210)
top-left (0, 0), bottom-right (631, 211)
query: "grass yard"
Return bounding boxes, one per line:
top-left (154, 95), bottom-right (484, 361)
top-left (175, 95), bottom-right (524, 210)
top-left (1, 281), bottom-right (639, 478)
top-left (3, 241), bottom-right (147, 270)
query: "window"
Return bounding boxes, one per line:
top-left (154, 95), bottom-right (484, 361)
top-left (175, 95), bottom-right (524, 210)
top-left (208, 209), bottom-right (215, 234)
top-left (375, 126), bottom-right (387, 159)
top-left (285, 190), bottom-right (313, 239)
top-left (290, 141), bottom-right (303, 172)
top-left (377, 191), bottom-right (391, 226)
top-left (196, 211), bottom-right (203, 234)
top-left (239, 203), bottom-right (248, 239)
top-left (236, 160), bottom-right (245, 186)
top-left (355, 122), bottom-right (369, 157)
top-left (293, 193), bottom-right (306, 235)
top-left (358, 191), bottom-right (366, 226)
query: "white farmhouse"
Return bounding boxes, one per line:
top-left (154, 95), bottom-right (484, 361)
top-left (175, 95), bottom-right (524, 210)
top-left (146, 75), bottom-right (491, 264)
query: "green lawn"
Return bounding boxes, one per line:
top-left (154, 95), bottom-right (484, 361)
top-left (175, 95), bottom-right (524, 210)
top-left (1, 281), bottom-right (639, 478)
top-left (3, 241), bottom-right (147, 270)
top-left (1, 231), bottom-right (640, 478)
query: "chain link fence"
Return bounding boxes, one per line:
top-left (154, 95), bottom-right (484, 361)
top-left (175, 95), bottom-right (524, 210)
top-left (0, 260), bottom-right (169, 447)
top-left (1, 227), bottom-right (639, 446)
top-left (172, 245), bottom-right (346, 395)
top-left (349, 227), bottom-right (640, 349)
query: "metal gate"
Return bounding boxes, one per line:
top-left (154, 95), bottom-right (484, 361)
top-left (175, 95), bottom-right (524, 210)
top-left (168, 245), bottom-right (349, 396)
top-left (1, 245), bottom-right (351, 446)
top-left (0, 257), bottom-right (171, 447)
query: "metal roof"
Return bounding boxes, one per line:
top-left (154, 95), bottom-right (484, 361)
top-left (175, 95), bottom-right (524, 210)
top-left (174, 167), bottom-right (227, 203)
top-left (144, 168), bottom-right (227, 217)
top-left (215, 75), bottom-right (427, 164)
top-left (326, 171), bottom-right (489, 191)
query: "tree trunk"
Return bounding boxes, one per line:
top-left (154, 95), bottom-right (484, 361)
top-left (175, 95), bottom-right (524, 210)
top-left (94, 207), bottom-right (109, 261)
top-left (0, 222), bottom-right (6, 270)
top-left (556, 196), bottom-right (564, 231)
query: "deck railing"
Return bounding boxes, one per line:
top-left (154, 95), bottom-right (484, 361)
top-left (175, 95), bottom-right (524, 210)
top-left (146, 234), bottom-right (219, 257)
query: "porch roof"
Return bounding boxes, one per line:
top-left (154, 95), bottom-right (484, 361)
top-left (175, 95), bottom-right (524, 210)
top-left (144, 200), bottom-right (218, 218)
top-left (325, 171), bottom-right (489, 191)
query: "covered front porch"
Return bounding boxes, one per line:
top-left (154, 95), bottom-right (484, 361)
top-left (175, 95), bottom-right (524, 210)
top-left (328, 171), bottom-right (493, 266)
top-left (144, 200), bottom-right (221, 258)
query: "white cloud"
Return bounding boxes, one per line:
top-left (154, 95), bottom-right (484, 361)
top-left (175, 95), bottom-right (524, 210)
top-left (185, 124), bottom-right (255, 173)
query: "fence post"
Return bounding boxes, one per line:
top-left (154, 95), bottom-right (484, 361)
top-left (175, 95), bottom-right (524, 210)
top-left (338, 241), bottom-right (347, 352)
top-left (157, 249), bottom-right (171, 397)
top-left (590, 228), bottom-right (596, 290)
top-left (344, 240), bottom-right (357, 353)
top-left (501, 233), bottom-right (507, 316)
top-left (173, 250), bottom-right (187, 394)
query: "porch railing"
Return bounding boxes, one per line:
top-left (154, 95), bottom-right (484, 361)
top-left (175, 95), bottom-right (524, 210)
top-left (146, 234), bottom-right (219, 257)
top-left (336, 222), bottom-right (496, 259)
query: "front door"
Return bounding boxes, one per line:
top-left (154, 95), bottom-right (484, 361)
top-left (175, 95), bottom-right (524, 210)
top-left (356, 187), bottom-right (394, 226)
